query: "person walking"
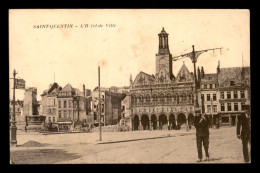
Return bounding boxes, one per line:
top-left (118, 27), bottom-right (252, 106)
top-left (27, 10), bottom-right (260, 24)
top-left (237, 111), bottom-right (251, 163)
top-left (194, 110), bottom-right (210, 162)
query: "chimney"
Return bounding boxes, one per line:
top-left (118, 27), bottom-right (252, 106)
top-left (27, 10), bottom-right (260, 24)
top-left (83, 84), bottom-right (86, 97)
top-left (201, 67), bottom-right (205, 78)
top-left (217, 60), bottom-right (220, 74)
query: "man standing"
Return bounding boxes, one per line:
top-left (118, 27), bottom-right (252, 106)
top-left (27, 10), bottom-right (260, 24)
top-left (194, 109), bottom-right (210, 162)
top-left (237, 111), bottom-right (251, 163)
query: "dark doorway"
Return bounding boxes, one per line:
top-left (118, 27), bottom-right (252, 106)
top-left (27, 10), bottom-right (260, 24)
top-left (159, 114), bottom-right (168, 130)
top-left (177, 113), bottom-right (186, 129)
top-left (141, 114), bottom-right (150, 130)
top-left (151, 114), bottom-right (157, 130)
top-left (133, 115), bottom-right (139, 131)
top-left (188, 113), bottom-right (194, 128)
top-left (169, 114), bottom-right (176, 130)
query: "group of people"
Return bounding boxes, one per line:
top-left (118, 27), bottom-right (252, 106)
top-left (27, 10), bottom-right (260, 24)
top-left (193, 108), bottom-right (251, 163)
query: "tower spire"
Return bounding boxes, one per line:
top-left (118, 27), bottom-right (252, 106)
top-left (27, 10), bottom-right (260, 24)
top-left (130, 73), bottom-right (133, 86)
top-left (158, 27), bottom-right (169, 55)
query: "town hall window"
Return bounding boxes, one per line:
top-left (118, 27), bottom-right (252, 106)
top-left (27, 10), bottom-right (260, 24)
top-left (241, 102), bottom-right (245, 110)
top-left (94, 112), bottom-right (97, 120)
top-left (221, 92), bottom-right (224, 99)
top-left (139, 96), bottom-right (143, 103)
top-left (64, 110), bottom-right (67, 118)
top-left (146, 95), bottom-right (150, 103)
top-left (221, 103), bottom-right (225, 111)
top-left (182, 93), bottom-right (186, 104)
top-left (59, 111), bottom-right (62, 118)
top-left (64, 101), bottom-right (67, 108)
top-left (227, 103), bottom-right (231, 111)
top-left (204, 84), bottom-right (207, 89)
top-left (241, 91), bottom-right (245, 98)
top-left (201, 94), bottom-right (204, 100)
top-left (167, 94), bottom-right (171, 103)
top-left (234, 103), bottom-right (238, 111)
top-left (213, 105), bottom-right (217, 112)
top-left (207, 105), bottom-right (211, 113)
top-left (234, 91), bottom-right (238, 99)
top-left (210, 84), bottom-right (212, 89)
top-left (227, 91), bottom-right (231, 99)
top-left (159, 94), bottom-right (164, 104)
top-left (207, 94), bottom-right (210, 101)
top-left (213, 94), bottom-right (216, 101)
top-left (58, 101), bottom-right (61, 108)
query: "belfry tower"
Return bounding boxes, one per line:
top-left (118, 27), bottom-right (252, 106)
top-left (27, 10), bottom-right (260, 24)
top-left (155, 27), bottom-right (174, 80)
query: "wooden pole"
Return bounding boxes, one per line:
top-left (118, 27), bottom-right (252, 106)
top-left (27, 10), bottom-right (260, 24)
top-left (192, 45), bottom-right (199, 108)
top-left (98, 66), bottom-right (102, 141)
top-left (10, 69), bottom-right (17, 147)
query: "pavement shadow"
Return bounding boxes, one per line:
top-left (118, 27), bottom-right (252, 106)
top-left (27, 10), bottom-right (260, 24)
top-left (10, 149), bottom-right (81, 164)
top-left (97, 135), bottom-right (177, 144)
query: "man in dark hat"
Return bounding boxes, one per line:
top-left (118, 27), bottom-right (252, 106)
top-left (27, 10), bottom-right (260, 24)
top-left (194, 108), bottom-right (210, 162)
top-left (237, 110), bottom-right (251, 163)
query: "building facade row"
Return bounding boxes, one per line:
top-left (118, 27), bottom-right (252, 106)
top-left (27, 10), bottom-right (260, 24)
top-left (124, 28), bottom-right (250, 131)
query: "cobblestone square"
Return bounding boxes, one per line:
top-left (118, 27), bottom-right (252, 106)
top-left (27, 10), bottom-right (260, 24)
top-left (10, 127), bottom-right (247, 164)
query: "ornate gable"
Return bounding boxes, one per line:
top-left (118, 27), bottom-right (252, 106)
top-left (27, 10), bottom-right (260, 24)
top-left (155, 67), bottom-right (171, 83)
top-left (133, 71), bottom-right (155, 86)
top-left (176, 63), bottom-right (193, 83)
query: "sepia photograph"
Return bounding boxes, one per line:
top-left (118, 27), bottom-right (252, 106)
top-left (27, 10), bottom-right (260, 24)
top-left (9, 9), bottom-right (250, 164)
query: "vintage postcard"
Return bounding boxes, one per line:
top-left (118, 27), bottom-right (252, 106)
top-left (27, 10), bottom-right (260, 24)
top-left (9, 9), bottom-right (250, 164)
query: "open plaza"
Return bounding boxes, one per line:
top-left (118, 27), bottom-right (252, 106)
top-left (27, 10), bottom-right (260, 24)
top-left (10, 126), bottom-right (245, 164)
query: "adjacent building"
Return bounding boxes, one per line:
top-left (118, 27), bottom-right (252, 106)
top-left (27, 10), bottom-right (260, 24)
top-left (41, 83), bottom-right (60, 123)
top-left (91, 88), bottom-right (126, 126)
top-left (41, 83), bottom-right (92, 130)
top-left (198, 65), bottom-right (219, 126)
top-left (23, 87), bottom-right (38, 115)
top-left (217, 66), bottom-right (250, 126)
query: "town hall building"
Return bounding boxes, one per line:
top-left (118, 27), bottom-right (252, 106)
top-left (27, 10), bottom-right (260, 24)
top-left (129, 28), bottom-right (196, 131)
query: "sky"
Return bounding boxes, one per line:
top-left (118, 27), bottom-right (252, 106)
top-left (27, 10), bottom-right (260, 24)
top-left (9, 9), bottom-right (250, 101)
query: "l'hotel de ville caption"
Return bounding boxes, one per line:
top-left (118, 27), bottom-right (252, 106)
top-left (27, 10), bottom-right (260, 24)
top-left (33, 24), bottom-right (116, 29)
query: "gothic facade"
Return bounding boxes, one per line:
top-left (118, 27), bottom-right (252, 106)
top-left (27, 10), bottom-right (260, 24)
top-left (129, 28), bottom-right (196, 131)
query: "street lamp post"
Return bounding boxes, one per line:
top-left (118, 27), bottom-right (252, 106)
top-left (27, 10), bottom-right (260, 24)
top-left (98, 66), bottom-right (102, 141)
top-left (191, 45), bottom-right (199, 108)
top-left (172, 45), bottom-right (223, 110)
top-left (10, 69), bottom-right (18, 147)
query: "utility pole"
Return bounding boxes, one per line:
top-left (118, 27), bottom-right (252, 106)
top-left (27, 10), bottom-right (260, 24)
top-left (172, 45), bottom-right (223, 109)
top-left (10, 69), bottom-right (18, 147)
top-left (211, 98), bottom-right (213, 128)
top-left (98, 66), bottom-right (102, 141)
top-left (192, 45), bottom-right (199, 108)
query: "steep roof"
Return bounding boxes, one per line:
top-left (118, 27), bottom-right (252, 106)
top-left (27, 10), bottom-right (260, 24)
top-left (218, 66), bottom-right (250, 87)
top-left (133, 71), bottom-right (155, 85)
top-left (201, 73), bottom-right (218, 83)
top-left (41, 83), bottom-right (59, 96)
top-left (61, 83), bottom-right (74, 92)
top-left (73, 88), bottom-right (84, 96)
top-left (47, 83), bottom-right (59, 94)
